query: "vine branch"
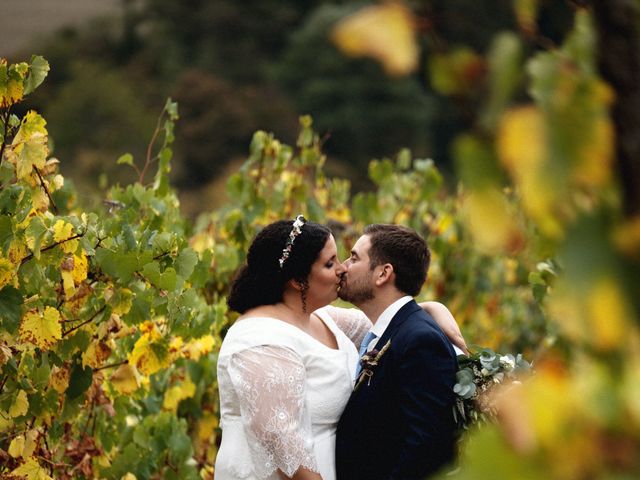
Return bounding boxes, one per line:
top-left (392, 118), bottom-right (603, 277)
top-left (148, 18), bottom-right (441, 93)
top-left (62, 305), bottom-right (106, 338)
top-left (34, 166), bottom-right (58, 214)
top-left (139, 108), bottom-right (166, 184)
top-left (20, 231), bottom-right (86, 266)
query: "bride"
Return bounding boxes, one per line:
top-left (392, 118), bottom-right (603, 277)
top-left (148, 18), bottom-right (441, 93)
top-left (215, 216), bottom-right (466, 480)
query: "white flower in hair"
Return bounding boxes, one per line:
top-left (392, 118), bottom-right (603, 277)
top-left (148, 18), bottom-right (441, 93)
top-left (278, 215), bottom-right (306, 269)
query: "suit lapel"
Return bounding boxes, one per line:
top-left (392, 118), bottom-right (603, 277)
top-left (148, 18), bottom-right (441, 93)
top-left (375, 299), bottom-right (420, 348)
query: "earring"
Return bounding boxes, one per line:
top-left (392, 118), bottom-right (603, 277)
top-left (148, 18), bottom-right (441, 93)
top-left (300, 280), bottom-right (309, 313)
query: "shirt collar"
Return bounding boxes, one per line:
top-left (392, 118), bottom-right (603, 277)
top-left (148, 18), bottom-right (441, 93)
top-left (370, 295), bottom-right (412, 339)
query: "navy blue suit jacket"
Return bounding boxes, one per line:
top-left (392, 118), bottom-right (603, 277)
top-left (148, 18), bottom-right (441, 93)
top-left (335, 300), bottom-right (458, 480)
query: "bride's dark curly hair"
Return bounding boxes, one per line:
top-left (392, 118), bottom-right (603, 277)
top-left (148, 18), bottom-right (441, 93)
top-left (227, 219), bottom-right (331, 314)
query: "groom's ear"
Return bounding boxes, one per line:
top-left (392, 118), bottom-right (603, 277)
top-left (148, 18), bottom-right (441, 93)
top-left (374, 263), bottom-right (394, 287)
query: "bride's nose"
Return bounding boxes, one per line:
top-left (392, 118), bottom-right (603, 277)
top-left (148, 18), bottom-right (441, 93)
top-left (336, 262), bottom-right (346, 275)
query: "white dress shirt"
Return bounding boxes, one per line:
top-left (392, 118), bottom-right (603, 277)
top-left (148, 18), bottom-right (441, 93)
top-left (363, 296), bottom-right (413, 352)
top-left (362, 296), bottom-right (465, 356)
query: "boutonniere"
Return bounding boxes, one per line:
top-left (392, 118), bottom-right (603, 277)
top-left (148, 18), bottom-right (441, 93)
top-left (354, 339), bottom-right (391, 391)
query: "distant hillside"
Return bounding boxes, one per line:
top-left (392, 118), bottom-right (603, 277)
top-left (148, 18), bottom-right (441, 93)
top-left (1, 0), bottom-right (120, 55)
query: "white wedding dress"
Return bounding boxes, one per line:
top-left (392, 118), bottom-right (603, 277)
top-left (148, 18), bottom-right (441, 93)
top-left (215, 306), bottom-right (370, 480)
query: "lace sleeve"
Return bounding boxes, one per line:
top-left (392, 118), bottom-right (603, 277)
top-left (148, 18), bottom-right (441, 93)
top-left (320, 305), bottom-right (372, 348)
top-left (228, 345), bottom-right (318, 479)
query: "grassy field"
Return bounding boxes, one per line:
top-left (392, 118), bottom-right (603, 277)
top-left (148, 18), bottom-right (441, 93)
top-left (1, 0), bottom-right (120, 56)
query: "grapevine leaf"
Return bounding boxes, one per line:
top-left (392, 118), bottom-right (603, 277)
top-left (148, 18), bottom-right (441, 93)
top-left (57, 330), bottom-right (91, 358)
top-left (11, 112), bottom-right (48, 180)
top-left (9, 434), bottom-right (25, 458)
top-left (95, 249), bottom-right (139, 283)
top-left (117, 153), bottom-right (134, 166)
top-left (19, 307), bottom-right (62, 350)
top-left (128, 333), bottom-right (170, 376)
top-left (110, 363), bottom-right (140, 395)
top-left (10, 457), bottom-right (53, 480)
top-left (331, 2), bottom-right (418, 76)
top-left (25, 215), bottom-right (47, 258)
top-left (52, 220), bottom-right (78, 254)
top-left (9, 389), bottom-right (29, 417)
top-left (0, 286), bottom-right (22, 333)
top-left (23, 56), bottom-right (50, 95)
top-left (175, 247), bottom-right (198, 280)
top-left (66, 362), bottom-right (93, 400)
top-left (162, 378), bottom-right (196, 411)
top-left (142, 262), bottom-right (177, 291)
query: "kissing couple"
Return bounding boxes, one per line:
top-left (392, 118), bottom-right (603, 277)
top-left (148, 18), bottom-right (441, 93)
top-left (215, 216), bottom-right (467, 480)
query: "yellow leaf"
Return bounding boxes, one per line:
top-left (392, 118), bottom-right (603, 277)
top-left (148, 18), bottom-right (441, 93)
top-left (587, 275), bottom-right (629, 351)
top-left (49, 365), bottom-right (70, 394)
top-left (184, 335), bottom-right (217, 361)
top-left (163, 377), bottom-right (196, 411)
top-left (0, 411), bottom-right (12, 432)
top-left (0, 342), bottom-right (13, 365)
top-left (573, 115), bottom-right (614, 188)
top-left (19, 307), bottom-right (62, 350)
top-left (332, 2), bottom-right (419, 76)
top-left (197, 412), bottom-right (219, 442)
top-left (61, 269), bottom-right (76, 299)
top-left (0, 257), bottom-right (16, 289)
top-left (52, 220), bottom-right (78, 254)
top-left (9, 429), bottom-right (38, 459)
top-left (0, 61), bottom-right (25, 108)
top-left (110, 363), bottom-right (140, 395)
top-left (9, 434), bottom-right (26, 458)
top-left (9, 390), bottom-right (29, 418)
top-left (121, 473), bottom-right (137, 480)
top-left (8, 239), bottom-right (28, 265)
top-left (82, 341), bottom-right (112, 369)
top-left (462, 189), bottom-right (524, 254)
top-left (23, 429), bottom-right (38, 458)
top-left (31, 186), bottom-right (50, 212)
top-left (73, 251), bottom-right (88, 283)
top-left (497, 106), bottom-right (562, 238)
top-left (16, 208), bottom-right (39, 231)
top-left (128, 333), bottom-right (171, 376)
top-left (9, 112), bottom-right (48, 180)
top-left (10, 457), bottom-right (53, 480)
top-left (109, 288), bottom-right (133, 316)
top-left (612, 215), bottom-right (640, 259)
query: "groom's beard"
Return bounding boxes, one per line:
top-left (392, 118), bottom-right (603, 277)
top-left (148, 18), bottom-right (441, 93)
top-left (338, 271), bottom-right (374, 305)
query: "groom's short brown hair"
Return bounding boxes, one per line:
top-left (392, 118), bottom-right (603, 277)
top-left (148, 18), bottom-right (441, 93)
top-left (364, 224), bottom-right (430, 297)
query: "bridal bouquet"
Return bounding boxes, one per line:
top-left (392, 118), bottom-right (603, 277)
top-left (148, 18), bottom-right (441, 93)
top-left (453, 348), bottom-right (531, 431)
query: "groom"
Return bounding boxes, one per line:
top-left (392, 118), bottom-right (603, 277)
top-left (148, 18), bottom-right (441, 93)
top-left (336, 224), bottom-right (458, 479)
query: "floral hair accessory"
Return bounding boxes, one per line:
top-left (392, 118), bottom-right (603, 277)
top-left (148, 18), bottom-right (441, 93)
top-left (278, 215), bottom-right (306, 269)
top-left (354, 339), bottom-right (391, 391)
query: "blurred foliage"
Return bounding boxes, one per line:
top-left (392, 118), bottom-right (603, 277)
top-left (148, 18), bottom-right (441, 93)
top-left (332, 1), bottom-right (640, 478)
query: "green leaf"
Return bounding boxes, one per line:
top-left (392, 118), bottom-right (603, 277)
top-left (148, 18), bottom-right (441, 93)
top-left (23, 56), bottom-right (50, 95)
top-left (25, 216), bottom-right (47, 259)
top-left (57, 330), bottom-right (92, 358)
top-left (368, 159), bottom-right (394, 185)
top-left (0, 286), bottom-right (22, 333)
top-left (175, 248), bottom-right (198, 280)
top-left (142, 261), bottom-right (177, 291)
top-left (95, 249), bottom-right (139, 283)
top-left (66, 363), bottom-right (93, 400)
top-left (117, 153), bottom-right (134, 166)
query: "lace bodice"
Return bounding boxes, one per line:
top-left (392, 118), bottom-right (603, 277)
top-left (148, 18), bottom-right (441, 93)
top-left (215, 310), bottom-right (360, 480)
top-left (318, 305), bottom-right (372, 349)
